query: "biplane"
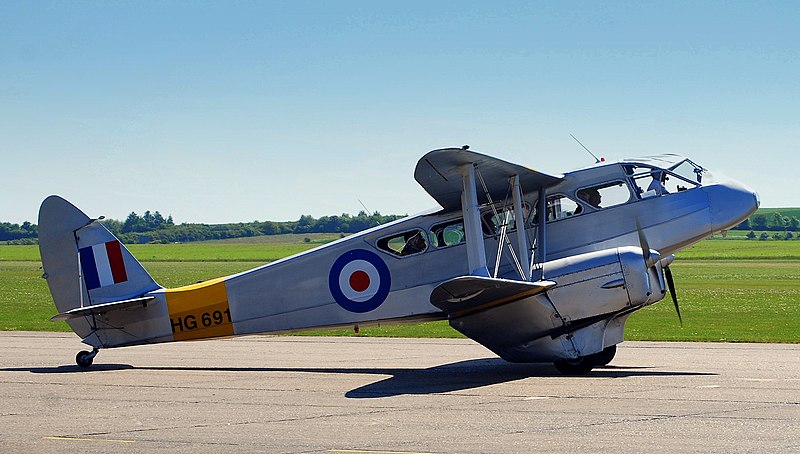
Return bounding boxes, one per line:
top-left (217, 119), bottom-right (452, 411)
top-left (39, 147), bottom-right (759, 374)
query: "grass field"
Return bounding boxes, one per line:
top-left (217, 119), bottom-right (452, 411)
top-left (1, 238), bottom-right (798, 342)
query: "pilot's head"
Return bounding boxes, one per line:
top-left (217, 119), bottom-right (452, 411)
top-left (578, 188), bottom-right (602, 207)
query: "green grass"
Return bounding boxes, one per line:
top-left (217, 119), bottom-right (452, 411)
top-left (0, 233), bottom-right (339, 262)
top-left (0, 245), bottom-right (39, 261)
top-left (677, 239), bottom-right (800, 260)
top-left (0, 234), bottom-right (331, 330)
top-left (201, 233), bottom-right (344, 245)
top-left (1, 239), bottom-right (798, 342)
top-left (125, 243), bottom-right (318, 262)
top-left (0, 262), bottom-right (62, 331)
top-left (625, 260), bottom-right (800, 342)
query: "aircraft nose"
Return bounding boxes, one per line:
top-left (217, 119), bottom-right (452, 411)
top-left (704, 178), bottom-right (760, 233)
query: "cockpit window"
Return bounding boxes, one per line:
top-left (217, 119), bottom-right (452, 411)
top-left (377, 229), bottom-right (427, 256)
top-left (531, 195), bottom-right (582, 223)
top-left (576, 181), bottom-right (631, 209)
top-left (547, 195), bottom-right (581, 221)
top-left (626, 164), bottom-right (700, 199)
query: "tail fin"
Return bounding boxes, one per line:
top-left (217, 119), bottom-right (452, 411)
top-left (38, 196), bottom-right (162, 340)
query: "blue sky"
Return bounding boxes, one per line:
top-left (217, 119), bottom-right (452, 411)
top-left (2, 1), bottom-right (797, 223)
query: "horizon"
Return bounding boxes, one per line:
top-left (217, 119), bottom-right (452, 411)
top-left (3, 204), bottom-right (796, 227)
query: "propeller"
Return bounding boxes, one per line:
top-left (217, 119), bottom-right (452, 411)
top-left (664, 265), bottom-right (683, 326)
top-left (636, 224), bottom-right (650, 264)
top-left (636, 219), bottom-right (683, 326)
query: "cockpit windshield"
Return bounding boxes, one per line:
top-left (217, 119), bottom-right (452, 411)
top-left (669, 158), bottom-right (706, 184)
top-left (624, 156), bottom-right (704, 199)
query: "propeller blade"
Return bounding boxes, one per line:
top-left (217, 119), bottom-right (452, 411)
top-left (635, 219), bottom-right (652, 266)
top-left (665, 266), bottom-right (683, 326)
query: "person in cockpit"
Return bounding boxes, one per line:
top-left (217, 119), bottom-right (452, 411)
top-left (577, 188), bottom-right (602, 208)
top-left (648, 171), bottom-right (669, 195)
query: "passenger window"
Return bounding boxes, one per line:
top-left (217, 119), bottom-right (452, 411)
top-left (576, 181), bottom-right (631, 209)
top-left (482, 209), bottom-right (515, 236)
top-left (430, 220), bottom-right (465, 247)
top-left (377, 230), bottom-right (427, 256)
top-left (482, 202), bottom-right (531, 235)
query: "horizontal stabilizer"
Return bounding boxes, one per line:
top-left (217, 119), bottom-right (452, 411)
top-left (430, 276), bottom-right (555, 318)
top-left (415, 148), bottom-right (564, 211)
top-left (50, 296), bottom-right (157, 322)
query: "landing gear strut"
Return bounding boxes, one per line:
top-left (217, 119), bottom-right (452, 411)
top-left (75, 348), bottom-right (99, 368)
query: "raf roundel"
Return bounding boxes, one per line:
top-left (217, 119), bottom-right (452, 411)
top-left (329, 249), bottom-right (391, 313)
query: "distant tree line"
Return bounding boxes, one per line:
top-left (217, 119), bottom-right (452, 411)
top-left (0, 222), bottom-right (38, 244)
top-left (732, 212), bottom-right (800, 232)
top-left (6, 208), bottom-right (798, 244)
top-left (744, 230), bottom-right (797, 241)
top-left (0, 211), bottom-right (403, 244)
top-left (107, 211), bottom-right (402, 244)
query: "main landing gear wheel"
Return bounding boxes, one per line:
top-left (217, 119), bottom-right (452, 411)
top-left (591, 345), bottom-right (617, 367)
top-left (553, 345), bottom-right (618, 375)
top-left (75, 349), bottom-right (98, 368)
top-left (554, 357), bottom-right (594, 375)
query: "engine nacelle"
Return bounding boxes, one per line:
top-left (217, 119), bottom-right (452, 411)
top-left (448, 246), bottom-right (667, 362)
top-left (544, 246), bottom-right (666, 322)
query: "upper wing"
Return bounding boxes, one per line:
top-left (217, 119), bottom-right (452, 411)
top-left (414, 148), bottom-right (564, 211)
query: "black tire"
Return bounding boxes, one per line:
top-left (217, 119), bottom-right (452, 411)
top-left (589, 345), bottom-right (617, 367)
top-left (554, 357), bottom-right (594, 375)
top-left (76, 350), bottom-right (94, 368)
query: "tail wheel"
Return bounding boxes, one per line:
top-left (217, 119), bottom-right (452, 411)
top-left (75, 349), bottom-right (97, 368)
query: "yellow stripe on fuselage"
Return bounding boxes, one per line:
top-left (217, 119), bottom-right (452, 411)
top-left (165, 277), bottom-right (234, 341)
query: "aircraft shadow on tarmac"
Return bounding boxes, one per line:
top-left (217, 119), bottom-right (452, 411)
top-left (3, 358), bottom-right (716, 398)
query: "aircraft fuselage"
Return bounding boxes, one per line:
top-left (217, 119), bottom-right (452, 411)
top-left (40, 152), bottom-right (759, 369)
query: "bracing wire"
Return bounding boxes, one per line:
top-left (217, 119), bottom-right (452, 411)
top-left (474, 167), bottom-right (526, 280)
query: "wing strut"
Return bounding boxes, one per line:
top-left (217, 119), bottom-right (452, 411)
top-left (534, 187), bottom-right (548, 279)
top-left (512, 175), bottom-right (531, 281)
top-left (461, 164), bottom-right (490, 277)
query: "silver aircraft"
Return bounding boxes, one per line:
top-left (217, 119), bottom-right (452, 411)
top-left (39, 148), bottom-right (758, 374)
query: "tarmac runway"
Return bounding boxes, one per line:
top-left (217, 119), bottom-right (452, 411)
top-left (1, 332), bottom-right (798, 453)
